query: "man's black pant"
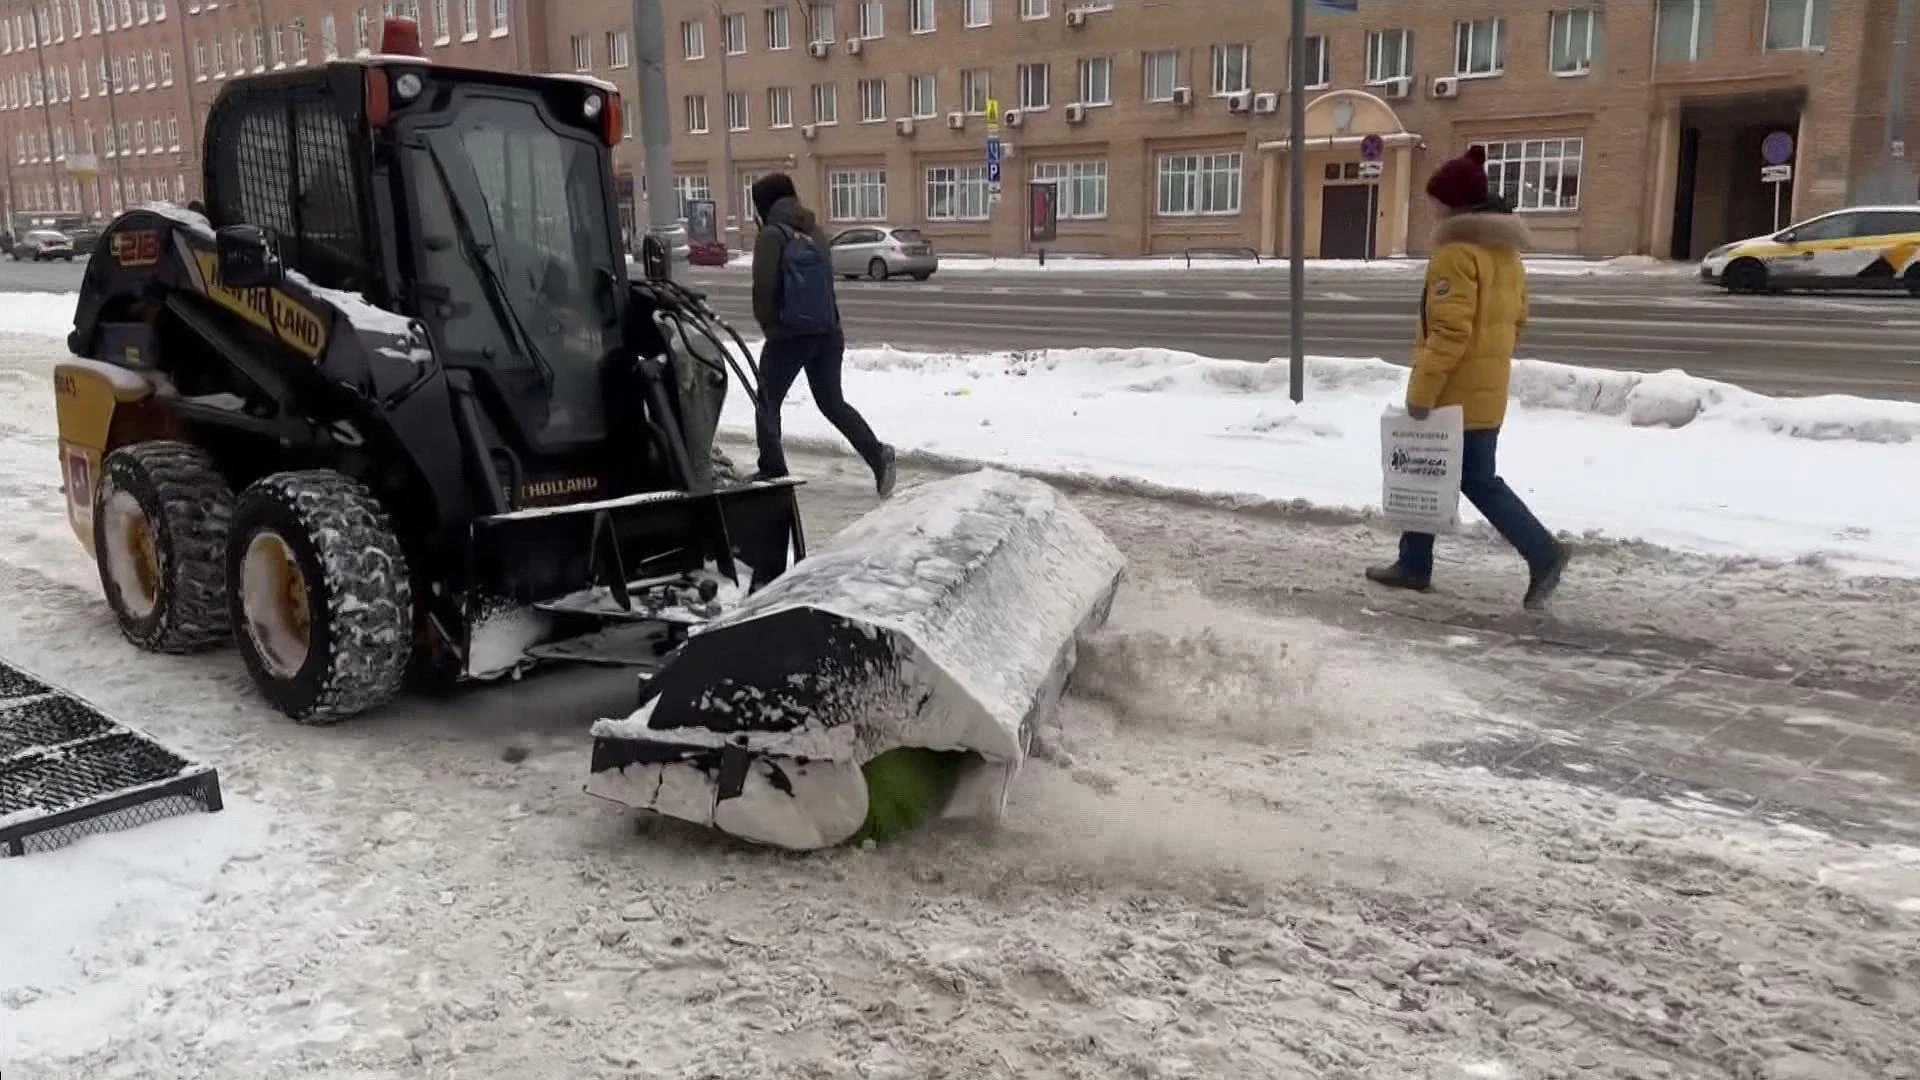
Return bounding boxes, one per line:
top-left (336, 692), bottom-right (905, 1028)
top-left (754, 330), bottom-right (885, 478)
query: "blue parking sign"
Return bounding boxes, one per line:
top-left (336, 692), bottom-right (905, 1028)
top-left (986, 136), bottom-right (1003, 184)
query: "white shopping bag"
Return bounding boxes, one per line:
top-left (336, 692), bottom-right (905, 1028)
top-left (1379, 404), bottom-right (1464, 534)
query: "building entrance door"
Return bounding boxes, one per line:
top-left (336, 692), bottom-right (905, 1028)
top-left (1320, 184), bottom-right (1376, 259)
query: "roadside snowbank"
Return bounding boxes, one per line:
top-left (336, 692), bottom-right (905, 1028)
top-left (1, 291), bottom-right (84, 339)
top-left (723, 344), bottom-right (1920, 577)
top-left (926, 253), bottom-right (1693, 276)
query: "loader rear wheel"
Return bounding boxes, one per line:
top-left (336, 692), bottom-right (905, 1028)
top-left (94, 441), bottom-right (235, 653)
top-left (227, 470), bottom-right (413, 724)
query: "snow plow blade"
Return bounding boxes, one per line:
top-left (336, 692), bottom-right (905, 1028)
top-left (585, 468), bottom-right (1125, 850)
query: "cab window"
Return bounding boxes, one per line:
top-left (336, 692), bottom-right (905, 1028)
top-left (1856, 211), bottom-right (1920, 237)
top-left (1787, 213), bottom-right (1859, 243)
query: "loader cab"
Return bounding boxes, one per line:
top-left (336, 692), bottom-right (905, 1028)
top-left (199, 21), bottom-right (631, 457)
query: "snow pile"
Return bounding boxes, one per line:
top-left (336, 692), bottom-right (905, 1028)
top-left (1, 291), bottom-right (82, 339)
top-left (723, 343), bottom-right (1920, 577)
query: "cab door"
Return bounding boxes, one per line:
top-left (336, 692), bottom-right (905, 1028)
top-left (1850, 209), bottom-right (1920, 281)
top-left (1767, 210), bottom-right (1859, 285)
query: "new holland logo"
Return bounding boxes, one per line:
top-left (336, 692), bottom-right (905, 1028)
top-left (518, 476), bottom-right (601, 500)
top-left (190, 249), bottom-right (330, 361)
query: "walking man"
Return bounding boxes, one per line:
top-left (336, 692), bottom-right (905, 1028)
top-left (1366, 146), bottom-right (1572, 609)
top-left (748, 173), bottom-right (897, 497)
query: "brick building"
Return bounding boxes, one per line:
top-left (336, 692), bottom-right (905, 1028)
top-left (0, 0), bottom-right (530, 225)
top-left (0, 0), bottom-right (1913, 261)
top-left (562, 0), bottom-right (1916, 260)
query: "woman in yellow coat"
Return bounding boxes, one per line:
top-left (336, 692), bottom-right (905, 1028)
top-left (1366, 147), bottom-right (1572, 610)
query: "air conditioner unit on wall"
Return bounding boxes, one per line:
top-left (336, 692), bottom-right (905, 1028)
top-left (947, 111), bottom-right (966, 130)
top-left (1252, 91), bottom-right (1278, 114)
top-left (1226, 89), bottom-right (1252, 113)
top-left (1065, 8), bottom-right (1087, 26)
top-left (1170, 86), bottom-right (1192, 106)
top-left (1430, 75), bottom-right (1460, 99)
top-left (1064, 102), bottom-right (1086, 123)
top-left (808, 40), bottom-right (829, 58)
top-left (801, 122), bottom-right (818, 138)
top-left (1005, 109), bottom-right (1024, 127)
top-left (895, 117), bottom-right (915, 135)
top-left (1380, 75), bottom-right (1411, 99)
top-left (845, 36), bottom-right (862, 55)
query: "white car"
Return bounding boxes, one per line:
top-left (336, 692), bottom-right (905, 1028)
top-left (1699, 204), bottom-right (1920, 295)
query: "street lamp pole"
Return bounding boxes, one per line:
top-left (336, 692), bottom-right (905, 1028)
top-left (632, 0), bottom-right (688, 278)
top-left (28, 9), bottom-right (62, 210)
top-left (1881, 0), bottom-right (1917, 203)
top-left (1287, 0), bottom-right (1306, 404)
top-left (98, 0), bottom-right (128, 209)
top-left (711, 1), bottom-right (737, 252)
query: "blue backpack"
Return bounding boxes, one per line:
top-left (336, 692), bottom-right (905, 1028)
top-left (773, 224), bottom-right (837, 335)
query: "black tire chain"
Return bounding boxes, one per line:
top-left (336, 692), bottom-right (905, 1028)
top-left (96, 441), bottom-right (236, 653)
top-left (231, 470), bottom-right (413, 724)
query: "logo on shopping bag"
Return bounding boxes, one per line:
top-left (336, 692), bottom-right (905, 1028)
top-left (1389, 446), bottom-right (1450, 477)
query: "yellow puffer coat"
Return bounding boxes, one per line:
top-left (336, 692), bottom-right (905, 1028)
top-left (1406, 211), bottom-right (1531, 430)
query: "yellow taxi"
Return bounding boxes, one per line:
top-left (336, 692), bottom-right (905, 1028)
top-left (1699, 204), bottom-right (1920, 296)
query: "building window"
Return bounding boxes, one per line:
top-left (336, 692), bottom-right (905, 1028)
top-left (1020, 0), bottom-right (1047, 17)
top-left (1291, 34), bottom-right (1328, 89)
top-left (1476, 138), bottom-right (1583, 212)
top-left (681, 19), bottom-right (704, 59)
top-left (811, 82), bottom-right (838, 123)
top-left (461, 0), bottom-right (476, 39)
top-left (909, 74), bottom-right (936, 117)
top-left (858, 77), bottom-right (886, 122)
top-left (251, 27), bottom-right (264, 69)
top-left (159, 48), bottom-right (172, 82)
top-left (673, 174), bottom-right (711, 218)
top-left (808, 2), bottom-right (834, 44)
top-left (1157, 151), bottom-right (1242, 216)
top-left (961, 68), bottom-right (989, 113)
top-left (910, 0), bottom-right (934, 33)
top-left (1365, 28), bottom-right (1412, 83)
top-left (570, 33), bottom-right (590, 70)
top-left (829, 168), bottom-right (887, 221)
top-left (321, 13), bottom-right (337, 57)
top-left (1077, 56), bottom-right (1111, 105)
top-left (1550, 9), bottom-right (1598, 73)
top-left (1031, 159), bottom-right (1107, 219)
top-left (765, 4), bottom-right (789, 49)
top-left (726, 90), bottom-right (748, 130)
top-left (1143, 50), bottom-right (1178, 101)
top-left (1655, 0), bottom-right (1710, 63)
top-left (490, 0), bottom-right (507, 36)
top-left (1765, 0), bottom-right (1827, 51)
top-left (606, 29), bottom-right (629, 67)
top-left (925, 164), bottom-right (989, 220)
top-left (1210, 43), bottom-right (1250, 96)
top-left (684, 93), bottom-right (708, 133)
top-left (767, 85), bottom-right (793, 127)
top-left (723, 12), bottom-right (746, 54)
top-left (432, 0), bottom-right (449, 43)
top-left (1018, 62), bottom-right (1049, 109)
top-left (857, 0), bottom-right (882, 38)
top-left (1454, 18), bottom-right (1504, 76)
top-left (289, 18), bottom-right (306, 63)
top-left (965, 0), bottom-right (990, 28)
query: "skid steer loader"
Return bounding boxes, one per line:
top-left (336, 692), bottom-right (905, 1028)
top-left (52, 20), bottom-right (1123, 849)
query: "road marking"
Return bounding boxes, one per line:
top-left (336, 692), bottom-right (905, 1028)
top-left (1141, 289), bottom-right (1169, 297)
top-left (1060, 288), bottom-right (1086, 296)
top-left (1228, 291), bottom-right (1258, 299)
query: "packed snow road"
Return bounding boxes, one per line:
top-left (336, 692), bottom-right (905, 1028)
top-left (4, 391), bottom-right (1918, 1078)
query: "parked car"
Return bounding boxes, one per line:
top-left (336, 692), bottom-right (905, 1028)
top-left (68, 223), bottom-right (104, 254)
top-left (828, 226), bottom-right (938, 281)
top-left (1699, 204), bottom-right (1920, 296)
top-left (687, 238), bottom-right (730, 267)
top-left (11, 229), bottom-right (74, 261)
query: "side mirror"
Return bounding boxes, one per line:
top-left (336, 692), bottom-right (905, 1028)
top-left (1775, 230), bottom-right (1797, 243)
top-left (215, 224), bottom-right (282, 288)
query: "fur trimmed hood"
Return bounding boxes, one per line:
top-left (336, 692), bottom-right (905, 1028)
top-left (1432, 211), bottom-right (1531, 252)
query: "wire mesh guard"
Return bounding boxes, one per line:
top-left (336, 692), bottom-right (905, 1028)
top-left (0, 660), bottom-right (223, 858)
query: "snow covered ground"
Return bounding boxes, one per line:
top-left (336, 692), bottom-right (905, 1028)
top-left (723, 343), bottom-right (1920, 579)
top-left (3, 295), bottom-right (1919, 1078)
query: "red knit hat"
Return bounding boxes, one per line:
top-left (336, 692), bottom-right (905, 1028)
top-left (1426, 145), bottom-right (1489, 209)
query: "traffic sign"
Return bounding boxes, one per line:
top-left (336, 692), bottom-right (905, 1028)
top-left (1761, 163), bottom-right (1792, 184)
top-left (1358, 160), bottom-right (1383, 179)
top-left (986, 135), bottom-right (1003, 185)
top-left (985, 97), bottom-right (1001, 133)
top-left (1895, 139), bottom-right (1908, 160)
top-left (986, 137), bottom-right (1002, 163)
top-left (1762, 131), bottom-right (1795, 166)
top-left (1359, 134), bottom-right (1384, 162)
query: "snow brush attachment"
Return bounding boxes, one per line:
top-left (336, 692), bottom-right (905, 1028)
top-left (584, 468), bottom-right (1125, 851)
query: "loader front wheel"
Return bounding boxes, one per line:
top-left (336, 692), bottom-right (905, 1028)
top-left (94, 441), bottom-right (236, 653)
top-left (227, 470), bottom-right (413, 724)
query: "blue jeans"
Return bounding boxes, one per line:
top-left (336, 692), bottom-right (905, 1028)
top-left (1398, 428), bottom-right (1557, 579)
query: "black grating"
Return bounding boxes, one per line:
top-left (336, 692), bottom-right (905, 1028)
top-left (206, 79), bottom-right (372, 293)
top-left (0, 659), bottom-right (223, 858)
